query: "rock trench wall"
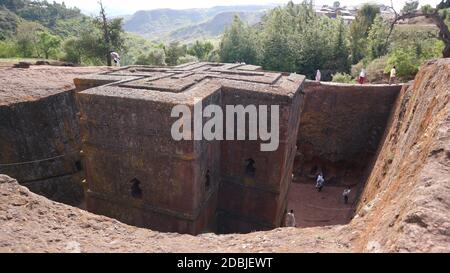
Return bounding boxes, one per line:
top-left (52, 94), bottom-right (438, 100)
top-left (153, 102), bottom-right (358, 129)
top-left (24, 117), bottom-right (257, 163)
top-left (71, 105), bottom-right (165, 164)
top-left (295, 81), bottom-right (402, 182)
top-left (0, 90), bottom-right (84, 206)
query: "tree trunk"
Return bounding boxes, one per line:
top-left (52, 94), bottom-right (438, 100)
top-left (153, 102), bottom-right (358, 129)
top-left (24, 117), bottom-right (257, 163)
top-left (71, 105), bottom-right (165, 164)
top-left (391, 11), bottom-right (450, 58)
top-left (99, 1), bottom-right (111, 66)
top-left (425, 12), bottom-right (450, 58)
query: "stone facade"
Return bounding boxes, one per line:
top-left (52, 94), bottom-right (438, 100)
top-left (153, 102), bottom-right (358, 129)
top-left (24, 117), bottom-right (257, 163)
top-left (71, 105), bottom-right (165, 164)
top-left (75, 62), bottom-right (305, 234)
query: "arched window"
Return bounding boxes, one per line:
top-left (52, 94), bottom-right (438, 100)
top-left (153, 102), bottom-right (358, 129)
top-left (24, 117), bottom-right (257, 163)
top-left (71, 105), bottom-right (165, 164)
top-left (130, 178), bottom-right (143, 199)
top-left (75, 161), bottom-right (82, 172)
top-left (245, 158), bottom-right (256, 177)
top-left (205, 170), bottom-right (211, 189)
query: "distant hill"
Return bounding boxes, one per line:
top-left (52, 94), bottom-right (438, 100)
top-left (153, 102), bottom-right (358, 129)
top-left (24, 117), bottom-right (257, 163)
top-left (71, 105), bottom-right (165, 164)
top-left (168, 11), bottom-right (264, 43)
top-left (123, 5), bottom-right (275, 43)
top-left (0, 0), bottom-right (88, 40)
top-left (0, 6), bottom-right (21, 39)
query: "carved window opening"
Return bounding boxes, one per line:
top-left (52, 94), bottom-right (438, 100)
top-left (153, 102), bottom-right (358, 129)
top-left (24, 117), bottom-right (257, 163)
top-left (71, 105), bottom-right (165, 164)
top-left (75, 161), bottom-right (83, 172)
top-left (205, 170), bottom-right (211, 189)
top-left (130, 178), bottom-right (143, 199)
top-left (245, 158), bottom-right (256, 177)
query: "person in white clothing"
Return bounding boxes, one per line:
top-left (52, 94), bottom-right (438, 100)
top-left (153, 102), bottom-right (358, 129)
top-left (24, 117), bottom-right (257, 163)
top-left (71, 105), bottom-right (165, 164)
top-left (315, 69), bottom-right (321, 82)
top-left (389, 66), bottom-right (397, 85)
top-left (316, 173), bottom-right (325, 192)
top-left (110, 51), bottom-right (121, 67)
top-left (285, 210), bottom-right (296, 227)
top-left (359, 68), bottom-right (366, 84)
top-left (343, 187), bottom-right (352, 204)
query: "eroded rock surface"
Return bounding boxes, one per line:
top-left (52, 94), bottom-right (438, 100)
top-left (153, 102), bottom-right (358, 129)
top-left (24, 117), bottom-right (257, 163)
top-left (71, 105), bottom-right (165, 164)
top-left (0, 175), bottom-right (350, 253)
top-left (0, 66), bottom-right (109, 205)
top-left (0, 59), bottom-right (448, 253)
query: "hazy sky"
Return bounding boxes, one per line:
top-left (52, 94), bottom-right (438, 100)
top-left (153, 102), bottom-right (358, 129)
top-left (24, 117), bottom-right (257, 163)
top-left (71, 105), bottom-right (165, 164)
top-left (54, 0), bottom-right (443, 16)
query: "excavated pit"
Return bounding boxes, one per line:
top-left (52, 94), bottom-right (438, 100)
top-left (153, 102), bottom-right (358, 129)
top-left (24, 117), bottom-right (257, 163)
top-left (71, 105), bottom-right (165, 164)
top-left (290, 81), bottom-right (401, 227)
top-left (1, 59), bottom-right (449, 252)
top-left (0, 63), bottom-right (411, 236)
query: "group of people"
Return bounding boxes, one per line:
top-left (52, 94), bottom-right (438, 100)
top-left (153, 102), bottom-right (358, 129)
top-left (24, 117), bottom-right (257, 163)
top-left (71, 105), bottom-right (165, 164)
top-left (358, 66), bottom-right (397, 85)
top-left (316, 173), bottom-right (352, 204)
top-left (315, 66), bottom-right (397, 85)
top-left (284, 173), bottom-right (353, 228)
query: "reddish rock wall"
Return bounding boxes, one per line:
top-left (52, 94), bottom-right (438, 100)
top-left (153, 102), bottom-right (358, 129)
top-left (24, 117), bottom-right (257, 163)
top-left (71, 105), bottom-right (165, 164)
top-left (0, 66), bottom-right (105, 206)
top-left (0, 91), bottom-right (84, 205)
top-left (295, 81), bottom-right (402, 178)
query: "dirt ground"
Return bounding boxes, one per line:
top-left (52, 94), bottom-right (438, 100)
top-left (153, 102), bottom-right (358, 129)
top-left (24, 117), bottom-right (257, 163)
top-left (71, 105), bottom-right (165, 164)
top-left (288, 177), bottom-right (359, 228)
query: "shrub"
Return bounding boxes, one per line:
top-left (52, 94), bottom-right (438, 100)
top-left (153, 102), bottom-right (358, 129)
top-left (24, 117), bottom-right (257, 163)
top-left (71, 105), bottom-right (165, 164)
top-left (0, 40), bottom-right (17, 58)
top-left (351, 61), bottom-right (364, 79)
top-left (177, 55), bottom-right (198, 65)
top-left (385, 48), bottom-right (419, 78)
top-left (332, 72), bottom-right (355, 83)
top-left (366, 55), bottom-right (389, 83)
top-left (135, 49), bottom-right (166, 66)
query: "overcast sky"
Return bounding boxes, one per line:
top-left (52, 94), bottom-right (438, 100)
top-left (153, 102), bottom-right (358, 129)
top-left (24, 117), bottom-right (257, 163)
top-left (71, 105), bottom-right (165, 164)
top-left (53, 0), bottom-right (443, 16)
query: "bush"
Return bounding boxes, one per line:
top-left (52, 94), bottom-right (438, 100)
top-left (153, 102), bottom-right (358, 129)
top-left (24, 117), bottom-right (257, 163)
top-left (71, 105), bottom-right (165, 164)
top-left (332, 72), bottom-right (355, 83)
top-left (135, 49), bottom-right (166, 66)
top-left (351, 61), bottom-right (364, 79)
top-left (366, 55), bottom-right (389, 83)
top-left (62, 38), bottom-right (82, 64)
top-left (177, 55), bottom-right (198, 65)
top-left (0, 40), bottom-right (17, 58)
top-left (386, 48), bottom-right (419, 78)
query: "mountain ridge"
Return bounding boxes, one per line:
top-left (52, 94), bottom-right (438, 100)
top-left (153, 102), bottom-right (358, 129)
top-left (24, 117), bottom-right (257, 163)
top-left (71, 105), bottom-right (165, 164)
top-left (123, 5), bottom-right (276, 43)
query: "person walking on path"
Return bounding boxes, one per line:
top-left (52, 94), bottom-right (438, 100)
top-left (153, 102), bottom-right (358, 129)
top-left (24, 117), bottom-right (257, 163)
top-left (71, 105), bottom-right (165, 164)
top-left (316, 173), bottom-right (325, 192)
top-left (343, 187), bottom-right (352, 204)
top-left (110, 51), bottom-right (121, 67)
top-left (315, 70), bottom-right (321, 82)
top-left (359, 68), bottom-right (366, 84)
top-left (389, 66), bottom-right (397, 85)
top-left (285, 210), bottom-right (296, 227)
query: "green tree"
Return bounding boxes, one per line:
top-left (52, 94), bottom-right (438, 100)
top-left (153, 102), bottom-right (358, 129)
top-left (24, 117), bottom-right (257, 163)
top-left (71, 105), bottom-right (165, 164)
top-left (15, 21), bottom-right (41, 57)
top-left (258, 1), bottom-right (339, 79)
top-left (94, 1), bottom-right (126, 66)
top-left (386, 47), bottom-right (418, 78)
top-left (0, 0), bottom-right (27, 12)
top-left (437, 0), bottom-right (450, 9)
top-left (219, 15), bottom-right (257, 64)
top-left (62, 37), bottom-right (82, 64)
top-left (0, 40), bottom-right (16, 57)
top-left (188, 40), bottom-right (214, 61)
top-left (402, 1), bottom-right (419, 14)
top-left (75, 26), bottom-right (107, 65)
top-left (366, 15), bottom-right (391, 60)
top-left (37, 31), bottom-right (61, 59)
top-left (332, 19), bottom-right (350, 73)
top-left (348, 4), bottom-right (380, 64)
top-left (388, 2), bottom-right (450, 58)
top-left (165, 42), bottom-right (187, 66)
top-left (135, 49), bottom-right (166, 66)
top-left (260, 8), bottom-right (297, 72)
